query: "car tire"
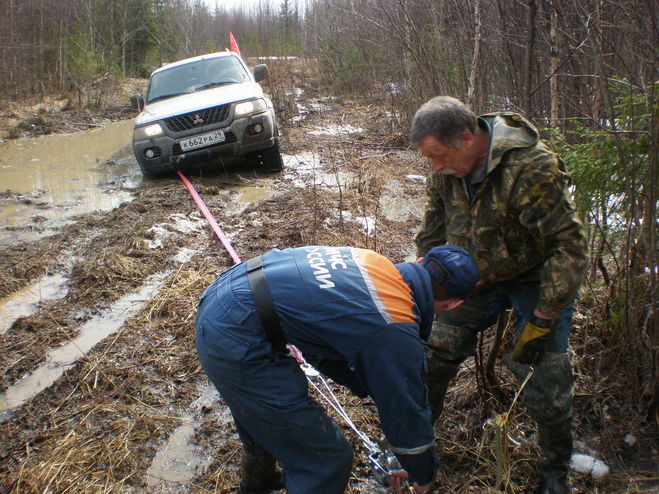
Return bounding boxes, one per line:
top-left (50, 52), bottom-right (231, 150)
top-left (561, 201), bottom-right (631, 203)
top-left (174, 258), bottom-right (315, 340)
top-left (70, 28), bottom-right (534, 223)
top-left (261, 140), bottom-right (284, 171)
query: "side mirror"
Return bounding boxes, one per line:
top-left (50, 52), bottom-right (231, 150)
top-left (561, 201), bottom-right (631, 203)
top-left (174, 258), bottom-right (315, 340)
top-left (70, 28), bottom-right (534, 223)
top-left (253, 64), bottom-right (269, 83)
top-left (130, 94), bottom-right (145, 112)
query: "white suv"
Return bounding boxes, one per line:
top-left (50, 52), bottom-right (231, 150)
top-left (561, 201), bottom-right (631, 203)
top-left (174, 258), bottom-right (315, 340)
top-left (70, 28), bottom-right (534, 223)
top-left (130, 51), bottom-right (282, 177)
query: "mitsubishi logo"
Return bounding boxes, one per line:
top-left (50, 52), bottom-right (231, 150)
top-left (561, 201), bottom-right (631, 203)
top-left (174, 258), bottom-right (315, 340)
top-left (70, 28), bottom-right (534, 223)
top-left (192, 114), bottom-right (204, 125)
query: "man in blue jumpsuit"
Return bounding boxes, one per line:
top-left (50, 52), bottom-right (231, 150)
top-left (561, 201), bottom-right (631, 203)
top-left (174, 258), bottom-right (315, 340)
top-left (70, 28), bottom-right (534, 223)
top-left (195, 245), bottom-right (479, 494)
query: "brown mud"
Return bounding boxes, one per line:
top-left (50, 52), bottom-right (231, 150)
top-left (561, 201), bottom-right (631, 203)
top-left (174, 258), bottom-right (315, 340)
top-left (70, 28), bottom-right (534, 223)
top-left (0, 61), bottom-right (656, 493)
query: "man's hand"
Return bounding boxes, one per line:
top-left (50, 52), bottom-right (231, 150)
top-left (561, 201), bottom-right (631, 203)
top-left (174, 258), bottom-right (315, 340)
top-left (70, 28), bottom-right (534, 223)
top-left (387, 470), bottom-right (433, 493)
top-left (412, 481), bottom-right (434, 493)
top-left (387, 470), bottom-right (409, 493)
top-left (512, 314), bottom-right (553, 365)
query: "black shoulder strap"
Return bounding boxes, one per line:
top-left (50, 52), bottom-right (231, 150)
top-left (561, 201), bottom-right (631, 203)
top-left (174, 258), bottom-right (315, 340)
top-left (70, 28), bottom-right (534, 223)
top-left (246, 256), bottom-right (286, 349)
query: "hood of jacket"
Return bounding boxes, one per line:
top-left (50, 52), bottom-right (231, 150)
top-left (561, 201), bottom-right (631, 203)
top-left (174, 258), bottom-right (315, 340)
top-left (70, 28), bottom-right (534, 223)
top-left (480, 112), bottom-right (540, 175)
top-left (395, 262), bottom-right (434, 341)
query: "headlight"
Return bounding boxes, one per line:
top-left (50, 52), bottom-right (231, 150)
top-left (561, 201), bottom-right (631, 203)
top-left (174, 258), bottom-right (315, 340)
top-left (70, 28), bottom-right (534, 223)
top-left (234, 98), bottom-right (267, 117)
top-left (134, 123), bottom-right (164, 140)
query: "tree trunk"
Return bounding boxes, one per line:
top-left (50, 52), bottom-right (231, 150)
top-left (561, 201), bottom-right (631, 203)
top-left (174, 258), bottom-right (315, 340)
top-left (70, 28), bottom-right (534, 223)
top-left (549, 0), bottom-right (559, 126)
top-left (467, 0), bottom-right (482, 107)
top-left (524, 0), bottom-right (536, 114)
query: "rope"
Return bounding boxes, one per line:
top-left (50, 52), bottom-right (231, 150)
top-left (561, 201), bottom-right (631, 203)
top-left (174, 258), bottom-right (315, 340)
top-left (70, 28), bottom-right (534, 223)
top-left (177, 171), bottom-right (242, 265)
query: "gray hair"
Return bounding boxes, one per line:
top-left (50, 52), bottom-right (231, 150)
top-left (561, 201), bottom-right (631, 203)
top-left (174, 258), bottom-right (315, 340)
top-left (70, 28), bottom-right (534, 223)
top-left (409, 96), bottom-right (477, 147)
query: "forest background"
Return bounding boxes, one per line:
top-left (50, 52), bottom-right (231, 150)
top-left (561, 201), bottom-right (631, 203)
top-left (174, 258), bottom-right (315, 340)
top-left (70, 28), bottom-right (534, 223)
top-left (1, 0), bottom-right (656, 467)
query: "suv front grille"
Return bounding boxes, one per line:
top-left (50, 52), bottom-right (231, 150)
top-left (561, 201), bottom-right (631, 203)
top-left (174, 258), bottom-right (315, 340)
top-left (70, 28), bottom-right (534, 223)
top-left (164, 104), bottom-right (231, 132)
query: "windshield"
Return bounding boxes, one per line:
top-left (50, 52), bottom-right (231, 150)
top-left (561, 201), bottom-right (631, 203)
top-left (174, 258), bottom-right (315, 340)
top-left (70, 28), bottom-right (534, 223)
top-left (146, 55), bottom-right (250, 104)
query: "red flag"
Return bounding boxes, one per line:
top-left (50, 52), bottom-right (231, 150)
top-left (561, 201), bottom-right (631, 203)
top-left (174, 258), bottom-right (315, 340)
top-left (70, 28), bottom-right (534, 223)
top-left (229, 32), bottom-right (241, 56)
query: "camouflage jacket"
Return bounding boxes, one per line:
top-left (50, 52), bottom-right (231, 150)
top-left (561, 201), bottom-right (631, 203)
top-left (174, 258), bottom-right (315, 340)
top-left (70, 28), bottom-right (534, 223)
top-left (415, 112), bottom-right (589, 317)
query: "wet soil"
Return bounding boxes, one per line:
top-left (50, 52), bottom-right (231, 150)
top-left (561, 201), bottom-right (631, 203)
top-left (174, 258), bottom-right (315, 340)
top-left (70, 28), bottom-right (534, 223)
top-left (0, 62), bottom-right (656, 493)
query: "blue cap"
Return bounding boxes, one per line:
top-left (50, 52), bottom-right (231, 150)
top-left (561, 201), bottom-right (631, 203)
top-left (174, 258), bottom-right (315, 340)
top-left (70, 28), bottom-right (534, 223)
top-left (422, 245), bottom-right (479, 299)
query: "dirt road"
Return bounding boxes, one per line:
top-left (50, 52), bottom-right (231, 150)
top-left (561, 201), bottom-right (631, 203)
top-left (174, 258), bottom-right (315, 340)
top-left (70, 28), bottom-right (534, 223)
top-left (0, 63), bottom-right (429, 493)
top-left (0, 62), bottom-right (655, 493)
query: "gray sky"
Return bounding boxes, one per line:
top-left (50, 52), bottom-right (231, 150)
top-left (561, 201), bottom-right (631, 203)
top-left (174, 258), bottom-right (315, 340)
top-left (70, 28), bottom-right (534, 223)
top-left (201, 0), bottom-right (242, 11)
top-left (202, 0), bottom-right (248, 10)
top-left (201, 0), bottom-right (308, 12)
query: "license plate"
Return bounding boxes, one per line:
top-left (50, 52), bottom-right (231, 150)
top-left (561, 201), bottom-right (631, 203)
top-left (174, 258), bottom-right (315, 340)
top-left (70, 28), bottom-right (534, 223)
top-left (179, 130), bottom-right (225, 151)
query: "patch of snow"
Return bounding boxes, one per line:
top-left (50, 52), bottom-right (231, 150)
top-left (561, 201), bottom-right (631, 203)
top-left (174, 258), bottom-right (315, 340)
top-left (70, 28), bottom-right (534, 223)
top-left (146, 212), bottom-right (206, 249)
top-left (256, 56), bottom-right (298, 61)
top-left (569, 453), bottom-right (610, 479)
top-left (168, 212), bottom-right (206, 234)
top-left (283, 152), bottom-right (322, 172)
top-left (307, 99), bottom-right (332, 112)
top-left (387, 82), bottom-right (400, 95)
top-left (356, 215), bottom-right (376, 234)
top-left (174, 247), bottom-right (198, 264)
top-left (323, 210), bottom-right (375, 235)
top-left (308, 124), bottom-right (364, 136)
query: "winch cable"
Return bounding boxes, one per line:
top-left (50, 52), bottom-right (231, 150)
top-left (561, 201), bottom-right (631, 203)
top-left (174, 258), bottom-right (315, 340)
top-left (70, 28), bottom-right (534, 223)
top-left (178, 171), bottom-right (409, 491)
top-left (287, 344), bottom-right (379, 454)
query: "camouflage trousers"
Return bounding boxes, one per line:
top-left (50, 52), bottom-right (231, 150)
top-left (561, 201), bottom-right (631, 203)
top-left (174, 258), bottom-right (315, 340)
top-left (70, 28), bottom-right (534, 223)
top-left (425, 281), bottom-right (574, 478)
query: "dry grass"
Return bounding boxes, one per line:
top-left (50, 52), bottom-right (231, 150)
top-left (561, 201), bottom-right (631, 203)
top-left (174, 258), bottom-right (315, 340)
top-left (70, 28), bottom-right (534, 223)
top-left (2, 260), bottom-right (216, 493)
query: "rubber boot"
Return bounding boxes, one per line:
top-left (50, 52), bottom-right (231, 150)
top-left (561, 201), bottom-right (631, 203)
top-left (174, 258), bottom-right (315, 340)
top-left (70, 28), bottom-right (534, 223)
top-left (538, 421), bottom-right (572, 494)
top-left (425, 355), bottom-right (461, 422)
top-left (425, 322), bottom-right (476, 422)
top-left (239, 443), bottom-right (285, 494)
top-left (504, 352), bottom-right (574, 494)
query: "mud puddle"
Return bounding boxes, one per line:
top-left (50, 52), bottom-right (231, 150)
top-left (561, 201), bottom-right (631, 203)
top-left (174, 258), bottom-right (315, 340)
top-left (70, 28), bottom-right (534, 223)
top-left (146, 382), bottom-right (232, 492)
top-left (237, 182), bottom-right (271, 203)
top-left (379, 178), bottom-right (427, 223)
top-left (0, 119), bottom-right (141, 247)
top-left (0, 273), bottom-right (69, 334)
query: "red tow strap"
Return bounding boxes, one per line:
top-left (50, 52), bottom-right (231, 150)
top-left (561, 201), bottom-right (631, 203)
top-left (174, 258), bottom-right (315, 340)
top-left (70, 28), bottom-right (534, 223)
top-left (177, 171), bottom-right (242, 265)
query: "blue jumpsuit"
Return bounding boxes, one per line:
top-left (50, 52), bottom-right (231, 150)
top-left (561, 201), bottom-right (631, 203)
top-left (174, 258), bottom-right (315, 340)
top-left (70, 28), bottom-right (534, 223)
top-left (195, 246), bottom-right (438, 493)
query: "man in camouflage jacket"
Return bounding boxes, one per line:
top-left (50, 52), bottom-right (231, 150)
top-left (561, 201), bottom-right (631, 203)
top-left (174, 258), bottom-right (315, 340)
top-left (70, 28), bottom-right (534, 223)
top-left (411, 96), bottom-right (589, 494)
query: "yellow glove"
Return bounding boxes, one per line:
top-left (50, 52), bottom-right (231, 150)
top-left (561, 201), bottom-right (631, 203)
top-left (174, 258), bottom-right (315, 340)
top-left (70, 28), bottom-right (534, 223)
top-left (512, 316), bottom-right (552, 365)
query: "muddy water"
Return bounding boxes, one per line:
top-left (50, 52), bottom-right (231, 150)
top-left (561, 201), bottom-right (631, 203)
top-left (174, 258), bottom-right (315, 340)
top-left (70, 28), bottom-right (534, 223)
top-left (146, 382), bottom-right (233, 492)
top-left (237, 182), bottom-right (271, 202)
top-left (379, 179), bottom-right (427, 223)
top-left (0, 273), bottom-right (69, 334)
top-left (0, 119), bottom-right (141, 247)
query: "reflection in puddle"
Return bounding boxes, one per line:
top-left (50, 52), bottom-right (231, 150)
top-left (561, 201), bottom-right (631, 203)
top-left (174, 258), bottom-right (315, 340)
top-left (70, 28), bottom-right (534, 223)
top-left (379, 180), bottom-right (427, 223)
top-left (237, 183), bottom-right (272, 203)
top-left (0, 269), bottom-right (170, 423)
top-left (0, 273), bottom-right (69, 334)
top-left (147, 382), bottom-right (232, 491)
top-left (379, 195), bottom-right (425, 222)
top-left (0, 119), bottom-right (141, 246)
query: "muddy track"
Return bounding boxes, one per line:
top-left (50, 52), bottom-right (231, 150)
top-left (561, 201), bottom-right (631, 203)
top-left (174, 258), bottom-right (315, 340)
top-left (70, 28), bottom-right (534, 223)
top-left (1, 65), bottom-right (656, 493)
top-left (0, 66), bottom-right (429, 493)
